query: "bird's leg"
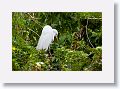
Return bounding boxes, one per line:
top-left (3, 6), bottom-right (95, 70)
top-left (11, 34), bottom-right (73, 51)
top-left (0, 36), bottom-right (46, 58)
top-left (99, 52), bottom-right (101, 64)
top-left (47, 46), bottom-right (53, 70)
top-left (48, 46), bottom-right (52, 57)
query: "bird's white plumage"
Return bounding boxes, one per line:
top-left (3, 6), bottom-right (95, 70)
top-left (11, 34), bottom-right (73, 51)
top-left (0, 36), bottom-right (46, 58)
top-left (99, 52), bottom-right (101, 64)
top-left (36, 25), bottom-right (58, 51)
top-left (52, 29), bottom-right (58, 41)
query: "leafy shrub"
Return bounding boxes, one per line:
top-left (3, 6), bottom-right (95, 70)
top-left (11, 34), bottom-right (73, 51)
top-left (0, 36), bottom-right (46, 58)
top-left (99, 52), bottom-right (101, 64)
top-left (12, 12), bottom-right (102, 71)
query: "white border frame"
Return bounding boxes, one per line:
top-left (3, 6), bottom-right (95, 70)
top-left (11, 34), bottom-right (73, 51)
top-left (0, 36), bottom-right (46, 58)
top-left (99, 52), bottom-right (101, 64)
top-left (0, 0), bottom-right (114, 83)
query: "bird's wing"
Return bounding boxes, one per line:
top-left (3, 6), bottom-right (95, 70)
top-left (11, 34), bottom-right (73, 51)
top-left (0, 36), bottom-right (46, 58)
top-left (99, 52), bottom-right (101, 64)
top-left (36, 34), bottom-right (44, 50)
top-left (36, 31), bottom-right (53, 51)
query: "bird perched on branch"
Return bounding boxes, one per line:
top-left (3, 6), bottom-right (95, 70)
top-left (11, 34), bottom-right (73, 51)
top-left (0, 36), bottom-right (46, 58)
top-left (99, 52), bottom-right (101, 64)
top-left (36, 25), bottom-right (58, 51)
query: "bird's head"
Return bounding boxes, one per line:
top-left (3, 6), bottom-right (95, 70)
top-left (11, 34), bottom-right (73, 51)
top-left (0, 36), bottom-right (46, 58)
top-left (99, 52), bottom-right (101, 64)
top-left (52, 29), bottom-right (58, 41)
top-left (52, 29), bottom-right (58, 37)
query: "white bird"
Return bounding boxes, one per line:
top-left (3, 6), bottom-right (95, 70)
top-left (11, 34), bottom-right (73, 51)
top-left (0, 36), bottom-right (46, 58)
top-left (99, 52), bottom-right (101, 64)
top-left (36, 25), bottom-right (58, 51)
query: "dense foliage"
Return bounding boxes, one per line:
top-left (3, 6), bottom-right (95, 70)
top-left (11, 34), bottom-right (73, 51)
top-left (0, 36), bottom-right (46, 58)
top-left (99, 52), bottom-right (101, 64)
top-left (12, 12), bottom-right (102, 71)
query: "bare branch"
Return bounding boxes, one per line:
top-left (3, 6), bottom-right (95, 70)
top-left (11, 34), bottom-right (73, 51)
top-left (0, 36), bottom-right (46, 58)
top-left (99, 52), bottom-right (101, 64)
top-left (85, 19), bottom-right (95, 48)
top-left (88, 18), bottom-right (102, 20)
top-left (26, 13), bottom-right (43, 28)
top-left (27, 27), bottom-right (40, 37)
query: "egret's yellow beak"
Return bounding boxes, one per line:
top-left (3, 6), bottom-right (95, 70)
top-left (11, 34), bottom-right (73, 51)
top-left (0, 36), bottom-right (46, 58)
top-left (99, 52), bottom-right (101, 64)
top-left (54, 35), bottom-right (58, 42)
top-left (56, 36), bottom-right (58, 41)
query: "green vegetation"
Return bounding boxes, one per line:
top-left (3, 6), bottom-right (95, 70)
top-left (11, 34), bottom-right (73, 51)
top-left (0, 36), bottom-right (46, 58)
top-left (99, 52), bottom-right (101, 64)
top-left (12, 12), bottom-right (102, 71)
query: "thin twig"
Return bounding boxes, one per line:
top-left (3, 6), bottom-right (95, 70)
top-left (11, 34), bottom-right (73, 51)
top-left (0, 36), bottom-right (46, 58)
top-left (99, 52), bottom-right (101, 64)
top-left (85, 19), bottom-right (94, 48)
top-left (26, 13), bottom-right (43, 28)
top-left (87, 18), bottom-right (102, 20)
top-left (27, 27), bottom-right (40, 37)
top-left (27, 13), bottom-right (41, 20)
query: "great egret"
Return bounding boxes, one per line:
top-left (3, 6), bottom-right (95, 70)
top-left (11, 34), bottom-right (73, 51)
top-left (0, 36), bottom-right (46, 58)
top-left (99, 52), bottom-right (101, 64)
top-left (36, 25), bottom-right (58, 51)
